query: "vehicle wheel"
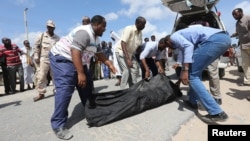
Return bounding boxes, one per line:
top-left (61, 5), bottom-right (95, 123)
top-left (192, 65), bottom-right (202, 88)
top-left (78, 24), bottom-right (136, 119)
top-left (219, 68), bottom-right (225, 78)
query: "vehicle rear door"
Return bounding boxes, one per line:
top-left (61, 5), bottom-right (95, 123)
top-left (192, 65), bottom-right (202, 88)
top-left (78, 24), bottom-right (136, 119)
top-left (161, 0), bottom-right (220, 15)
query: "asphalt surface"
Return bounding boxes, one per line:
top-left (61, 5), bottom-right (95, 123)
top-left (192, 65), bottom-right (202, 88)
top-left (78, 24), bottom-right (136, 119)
top-left (0, 59), bottom-right (195, 141)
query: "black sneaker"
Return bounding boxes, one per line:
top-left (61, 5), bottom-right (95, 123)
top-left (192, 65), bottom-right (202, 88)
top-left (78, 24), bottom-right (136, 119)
top-left (246, 96), bottom-right (250, 101)
top-left (214, 98), bottom-right (222, 105)
top-left (183, 100), bottom-right (198, 110)
top-left (27, 85), bottom-right (31, 90)
top-left (198, 111), bottom-right (228, 123)
top-left (20, 89), bottom-right (25, 92)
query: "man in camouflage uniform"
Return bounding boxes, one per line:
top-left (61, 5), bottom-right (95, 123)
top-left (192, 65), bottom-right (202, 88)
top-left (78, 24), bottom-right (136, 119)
top-left (33, 20), bottom-right (60, 102)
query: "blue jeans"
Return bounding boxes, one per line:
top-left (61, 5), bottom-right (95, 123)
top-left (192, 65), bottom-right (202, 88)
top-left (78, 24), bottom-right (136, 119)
top-left (188, 32), bottom-right (231, 115)
top-left (101, 63), bottom-right (110, 79)
top-left (49, 52), bottom-right (93, 129)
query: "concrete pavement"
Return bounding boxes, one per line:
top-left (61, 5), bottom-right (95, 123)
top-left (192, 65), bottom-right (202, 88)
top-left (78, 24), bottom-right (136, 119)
top-left (1, 59), bottom-right (248, 141)
top-left (0, 58), bottom-right (195, 141)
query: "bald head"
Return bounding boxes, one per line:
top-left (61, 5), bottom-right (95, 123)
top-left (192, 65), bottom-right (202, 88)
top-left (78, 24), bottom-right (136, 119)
top-left (82, 16), bottom-right (90, 25)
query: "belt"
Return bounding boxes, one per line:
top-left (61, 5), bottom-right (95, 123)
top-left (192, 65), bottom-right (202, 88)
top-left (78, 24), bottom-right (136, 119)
top-left (218, 31), bottom-right (227, 34)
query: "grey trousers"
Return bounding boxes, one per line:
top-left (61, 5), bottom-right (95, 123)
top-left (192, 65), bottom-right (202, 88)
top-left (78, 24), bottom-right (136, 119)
top-left (115, 52), bottom-right (139, 89)
top-left (241, 49), bottom-right (250, 84)
top-left (207, 58), bottom-right (221, 99)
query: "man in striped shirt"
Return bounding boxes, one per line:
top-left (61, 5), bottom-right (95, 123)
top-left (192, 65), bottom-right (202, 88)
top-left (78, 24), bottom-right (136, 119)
top-left (1, 38), bottom-right (24, 94)
top-left (0, 44), bottom-right (10, 94)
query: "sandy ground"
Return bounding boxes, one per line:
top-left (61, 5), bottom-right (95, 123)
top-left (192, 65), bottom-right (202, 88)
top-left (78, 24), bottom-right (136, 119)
top-left (171, 65), bottom-right (250, 141)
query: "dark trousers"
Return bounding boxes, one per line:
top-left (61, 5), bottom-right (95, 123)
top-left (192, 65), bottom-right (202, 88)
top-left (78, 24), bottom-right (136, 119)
top-left (7, 64), bottom-right (24, 92)
top-left (1, 64), bottom-right (10, 93)
top-left (49, 53), bottom-right (94, 129)
top-left (141, 58), bottom-right (158, 79)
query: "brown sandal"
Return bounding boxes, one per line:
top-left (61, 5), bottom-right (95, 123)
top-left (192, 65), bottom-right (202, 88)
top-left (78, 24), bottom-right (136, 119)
top-left (33, 94), bottom-right (45, 102)
top-left (114, 81), bottom-right (121, 86)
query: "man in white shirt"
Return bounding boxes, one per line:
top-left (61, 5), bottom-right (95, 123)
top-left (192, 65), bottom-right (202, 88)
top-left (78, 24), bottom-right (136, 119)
top-left (139, 38), bottom-right (167, 79)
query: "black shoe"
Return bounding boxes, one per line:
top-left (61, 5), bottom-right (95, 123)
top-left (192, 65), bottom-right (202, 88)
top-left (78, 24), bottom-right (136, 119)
top-left (88, 101), bottom-right (96, 109)
top-left (246, 96), bottom-right (250, 101)
top-left (20, 89), bottom-right (25, 92)
top-left (10, 90), bottom-right (17, 94)
top-left (198, 111), bottom-right (228, 123)
top-left (183, 100), bottom-right (198, 110)
top-left (214, 98), bottom-right (222, 105)
top-left (88, 95), bottom-right (96, 109)
top-left (183, 100), bottom-right (206, 111)
top-left (53, 127), bottom-right (73, 140)
top-left (27, 85), bottom-right (31, 90)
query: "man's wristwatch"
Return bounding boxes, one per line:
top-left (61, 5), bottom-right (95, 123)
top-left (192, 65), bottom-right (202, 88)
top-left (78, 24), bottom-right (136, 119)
top-left (182, 66), bottom-right (189, 71)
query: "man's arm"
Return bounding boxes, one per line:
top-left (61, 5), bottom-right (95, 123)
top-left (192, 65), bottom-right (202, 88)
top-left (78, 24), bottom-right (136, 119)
top-left (96, 52), bottom-right (116, 74)
top-left (33, 33), bottom-right (44, 63)
top-left (155, 60), bottom-right (164, 73)
top-left (155, 51), bottom-right (164, 74)
top-left (71, 48), bottom-right (88, 88)
top-left (71, 48), bottom-right (84, 74)
top-left (121, 41), bottom-right (134, 68)
top-left (141, 58), bottom-right (149, 71)
top-left (230, 32), bottom-right (238, 38)
top-left (121, 41), bottom-right (129, 60)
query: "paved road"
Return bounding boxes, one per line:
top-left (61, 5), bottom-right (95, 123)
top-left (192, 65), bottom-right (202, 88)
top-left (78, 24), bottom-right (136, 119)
top-left (0, 58), bottom-right (195, 141)
top-left (2, 59), bottom-right (247, 141)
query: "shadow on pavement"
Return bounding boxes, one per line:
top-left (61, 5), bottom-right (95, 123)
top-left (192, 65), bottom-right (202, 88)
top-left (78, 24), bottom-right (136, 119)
top-left (0, 100), bottom-right (22, 109)
top-left (226, 88), bottom-right (250, 101)
top-left (94, 85), bottom-right (108, 92)
top-left (67, 102), bottom-right (86, 129)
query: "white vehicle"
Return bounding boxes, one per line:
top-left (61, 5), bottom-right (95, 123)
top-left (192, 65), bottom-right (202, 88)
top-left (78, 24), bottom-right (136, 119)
top-left (161, 0), bottom-right (229, 78)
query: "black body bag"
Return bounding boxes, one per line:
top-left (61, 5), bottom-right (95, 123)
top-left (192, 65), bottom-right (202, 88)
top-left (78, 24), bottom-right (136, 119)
top-left (85, 74), bottom-right (182, 127)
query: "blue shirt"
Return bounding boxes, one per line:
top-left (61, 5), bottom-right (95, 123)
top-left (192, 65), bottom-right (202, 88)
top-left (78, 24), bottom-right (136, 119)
top-left (139, 41), bottom-right (162, 60)
top-left (170, 25), bottom-right (222, 63)
top-left (102, 46), bottom-right (113, 58)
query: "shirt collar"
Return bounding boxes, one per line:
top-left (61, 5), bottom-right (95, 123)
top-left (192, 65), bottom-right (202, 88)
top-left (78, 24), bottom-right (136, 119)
top-left (88, 25), bottom-right (96, 37)
top-left (132, 25), bottom-right (139, 34)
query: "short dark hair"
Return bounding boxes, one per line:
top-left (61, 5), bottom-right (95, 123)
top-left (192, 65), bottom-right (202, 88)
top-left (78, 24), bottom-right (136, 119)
top-left (159, 38), bottom-right (165, 44)
top-left (135, 16), bottom-right (146, 24)
top-left (164, 35), bottom-right (171, 43)
top-left (91, 15), bottom-right (105, 24)
top-left (2, 37), bottom-right (10, 44)
top-left (23, 40), bottom-right (29, 44)
top-left (175, 23), bottom-right (188, 31)
top-left (234, 8), bottom-right (243, 13)
top-left (82, 16), bottom-right (90, 25)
